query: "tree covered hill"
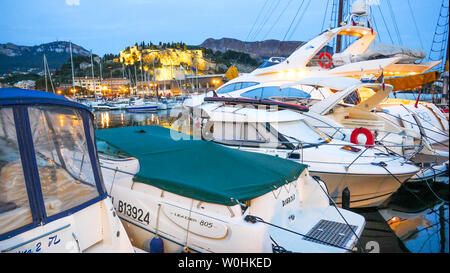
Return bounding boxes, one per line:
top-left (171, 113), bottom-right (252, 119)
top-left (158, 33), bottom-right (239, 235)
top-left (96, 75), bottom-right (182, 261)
top-left (0, 41), bottom-right (90, 74)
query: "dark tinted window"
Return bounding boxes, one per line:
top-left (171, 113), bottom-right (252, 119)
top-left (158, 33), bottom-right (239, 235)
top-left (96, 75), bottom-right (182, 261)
top-left (216, 82), bottom-right (259, 94)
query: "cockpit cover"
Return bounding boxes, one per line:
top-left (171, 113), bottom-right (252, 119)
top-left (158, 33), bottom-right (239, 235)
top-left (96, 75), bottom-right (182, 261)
top-left (96, 126), bottom-right (307, 205)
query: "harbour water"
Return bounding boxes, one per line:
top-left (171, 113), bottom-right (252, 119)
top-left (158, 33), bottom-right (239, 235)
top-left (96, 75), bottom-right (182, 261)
top-left (94, 110), bottom-right (449, 253)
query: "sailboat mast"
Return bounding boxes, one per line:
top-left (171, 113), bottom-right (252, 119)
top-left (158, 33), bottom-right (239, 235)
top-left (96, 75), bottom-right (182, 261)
top-left (335, 0), bottom-right (344, 53)
top-left (99, 58), bottom-right (103, 88)
top-left (134, 64), bottom-right (138, 96)
top-left (70, 42), bottom-right (75, 96)
top-left (153, 57), bottom-right (158, 101)
top-left (446, 30), bottom-right (450, 70)
top-left (90, 50), bottom-right (95, 95)
top-left (44, 54), bottom-right (48, 92)
top-left (443, 30), bottom-right (449, 104)
top-left (140, 52), bottom-right (144, 89)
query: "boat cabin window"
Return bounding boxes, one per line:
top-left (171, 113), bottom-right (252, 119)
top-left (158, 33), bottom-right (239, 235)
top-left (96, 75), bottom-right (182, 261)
top-left (213, 121), bottom-right (279, 148)
top-left (27, 106), bottom-right (99, 217)
top-left (0, 107), bottom-right (33, 236)
top-left (216, 82), bottom-right (259, 94)
top-left (273, 120), bottom-right (327, 146)
top-left (241, 86), bottom-right (312, 100)
top-left (213, 119), bottom-right (326, 148)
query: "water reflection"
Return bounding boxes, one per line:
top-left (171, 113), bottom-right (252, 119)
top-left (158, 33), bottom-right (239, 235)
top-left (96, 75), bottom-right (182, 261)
top-left (100, 112), bottom-right (110, 128)
top-left (377, 179), bottom-right (449, 253)
top-left (94, 109), bottom-right (184, 130)
top-left (93, 109), bottom-right (449, 253)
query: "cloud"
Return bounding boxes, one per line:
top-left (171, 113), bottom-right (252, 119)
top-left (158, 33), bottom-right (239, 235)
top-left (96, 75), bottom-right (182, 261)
top-left (65, 0), bottom-right (80, 6)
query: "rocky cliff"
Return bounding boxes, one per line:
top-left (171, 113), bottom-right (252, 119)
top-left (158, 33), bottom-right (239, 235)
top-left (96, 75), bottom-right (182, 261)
top-left (200, 38), bottom-right (305, 60)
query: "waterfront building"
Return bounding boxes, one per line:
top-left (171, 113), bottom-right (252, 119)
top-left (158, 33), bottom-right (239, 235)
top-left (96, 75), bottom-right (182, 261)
top-left (73, 77), bottom-right (131, 95)
top-left (134, 74), bottom-right (225, 96)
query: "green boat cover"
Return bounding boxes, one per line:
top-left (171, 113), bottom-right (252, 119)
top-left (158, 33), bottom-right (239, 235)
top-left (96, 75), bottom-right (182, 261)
top-left (95, 126), bottom-right (308, 206)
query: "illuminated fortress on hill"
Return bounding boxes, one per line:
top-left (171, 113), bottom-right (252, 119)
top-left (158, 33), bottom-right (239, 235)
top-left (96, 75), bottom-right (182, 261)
top-left (119, 46), bottom-right (216, 81)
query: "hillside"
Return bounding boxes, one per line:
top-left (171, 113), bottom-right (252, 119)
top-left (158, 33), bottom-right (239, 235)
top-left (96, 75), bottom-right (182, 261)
top-left (200, 38), bottom-right (305, 60)
top-left (0, 41), bottom-right (90, 74)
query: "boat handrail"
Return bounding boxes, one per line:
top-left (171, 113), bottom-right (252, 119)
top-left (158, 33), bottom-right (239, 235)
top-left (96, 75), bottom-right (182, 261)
top-left (100, 163), bottom-right (137, 176)
top-left (210, 136), bottom-right (422, 167)
top-left (210, 137), bottom-right (422, 150)
top-left (311, 125), bottom-right (417, 139)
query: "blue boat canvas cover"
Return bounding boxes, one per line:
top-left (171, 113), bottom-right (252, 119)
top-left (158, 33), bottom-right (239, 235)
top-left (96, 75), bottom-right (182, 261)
top-left (95, 126), bottom-right (308, 206)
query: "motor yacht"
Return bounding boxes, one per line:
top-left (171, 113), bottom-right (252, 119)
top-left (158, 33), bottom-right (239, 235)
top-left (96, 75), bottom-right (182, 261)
top-left (95, 125), bottom-right (366, 252)
top-left (197, 99), bottom-right (420, 208)
top-left (183, 2), bottom-right (447, 175)
top-left (125, 98), bottom-right (158, 112)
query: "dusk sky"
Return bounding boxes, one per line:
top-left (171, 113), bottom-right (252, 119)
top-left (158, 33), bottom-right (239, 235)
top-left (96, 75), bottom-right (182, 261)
top-left (0, 0), bottom-right (445, 56)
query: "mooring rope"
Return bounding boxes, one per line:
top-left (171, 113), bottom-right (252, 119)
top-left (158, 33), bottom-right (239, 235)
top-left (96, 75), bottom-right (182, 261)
top-left (372, 161), bottom-right (449, 223)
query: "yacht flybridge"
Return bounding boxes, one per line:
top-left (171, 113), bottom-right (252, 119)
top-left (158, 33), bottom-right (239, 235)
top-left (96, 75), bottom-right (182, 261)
top-left (0, 89), bottom-right (135, 253)
top-left (210, 2), bottom-right (439, 87)
top-left (185, 13), bottom-right (445, 138)
top-left (185, 26), bottom-right (439, 107)
top-left (95, 125), bottom-right (365, 253)
top-left (197, 100), bottom-right (420, 208)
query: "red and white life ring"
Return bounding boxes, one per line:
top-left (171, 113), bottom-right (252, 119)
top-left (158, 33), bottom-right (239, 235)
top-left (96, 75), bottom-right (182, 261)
top-left (318, 52), bottom-right (333, 69)
top-left (350, 127), bottom-right (374, 148)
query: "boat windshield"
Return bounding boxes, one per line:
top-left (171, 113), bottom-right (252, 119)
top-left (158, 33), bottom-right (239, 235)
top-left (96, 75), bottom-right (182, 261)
top-left (216, 82), bottom-right (259, 94)
top-left (257, 57), bottom-right (286, 69)
top-left (0, 107), bottom-right (33, 236)
top-left (96, 140), bottom-right (130, 159)
top-left (241, 86), bottom-right (311, 100)
top-left (27, 106), bottom-right (100, 217)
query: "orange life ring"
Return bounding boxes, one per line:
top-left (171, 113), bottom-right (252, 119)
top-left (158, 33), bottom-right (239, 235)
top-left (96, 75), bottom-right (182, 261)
top-left (318, 52), bottom-right (333, 69)
top-left (350, 127), bottom-right (374, 148)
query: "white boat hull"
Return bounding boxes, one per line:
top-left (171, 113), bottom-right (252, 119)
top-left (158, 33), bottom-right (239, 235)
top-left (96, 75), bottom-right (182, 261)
top-left (309, 171), bottom-right (417, 207)
top-left (217, 144), bottom-right (419, 208)
top-left (99, 156), bottom-right (366, 253)
top-left (0, 198), bottom-right (134, 253)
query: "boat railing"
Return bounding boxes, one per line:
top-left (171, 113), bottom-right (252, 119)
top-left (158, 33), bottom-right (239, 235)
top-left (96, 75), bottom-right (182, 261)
top-left (312, 124), bottom-right (421, 144)
top-left (211, 136), bottom-right (422, 167)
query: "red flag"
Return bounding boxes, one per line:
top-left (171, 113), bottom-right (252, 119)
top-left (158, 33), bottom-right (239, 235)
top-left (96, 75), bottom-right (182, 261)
top-left (352, 17), bottom-right (356, 26)
top-left (414, 90), bottom-right (422, 108)
top-left (368, 21), bottom-right (374, 35)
